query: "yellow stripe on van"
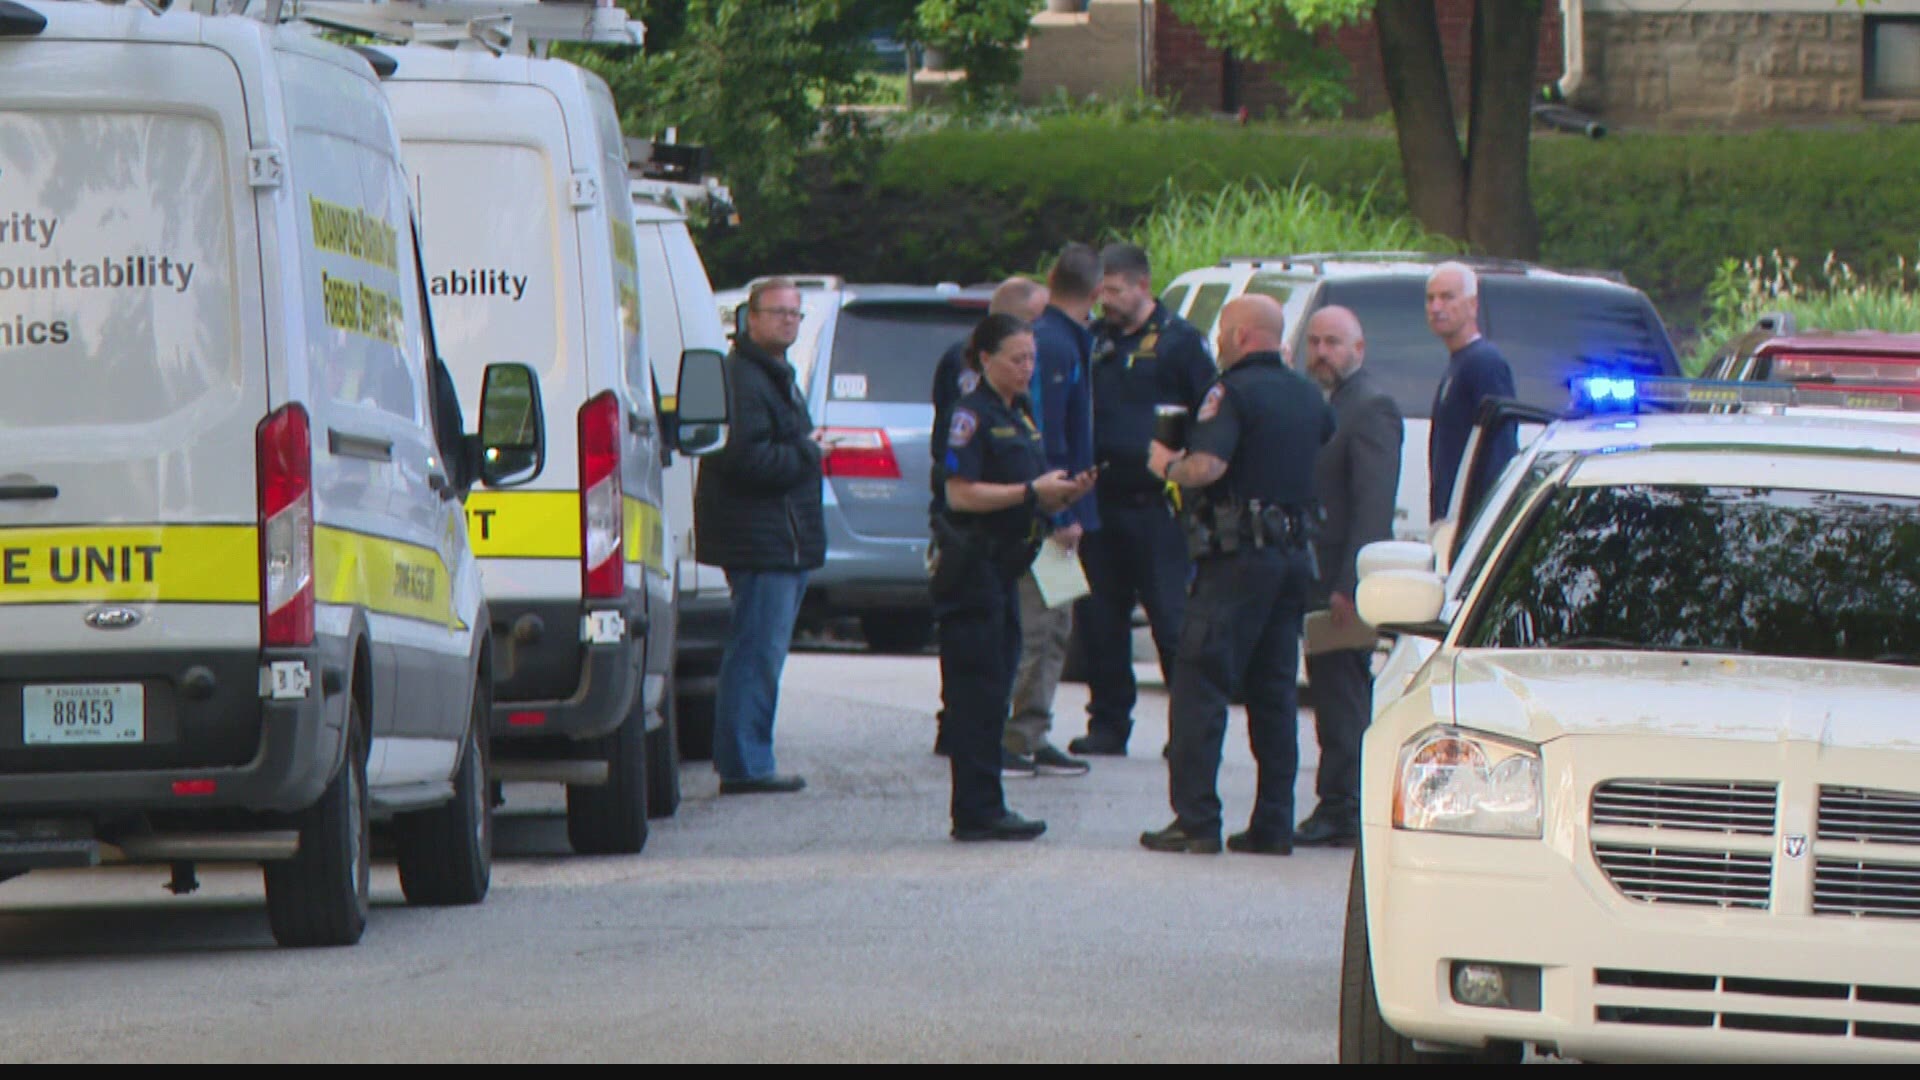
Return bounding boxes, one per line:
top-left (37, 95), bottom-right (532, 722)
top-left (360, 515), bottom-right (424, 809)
top-left (313, 526), bottom-right (464, 631)
top-left (0, 525), bottom-right (259, 605)
top-left (464, 490), bottom-right (666, 575)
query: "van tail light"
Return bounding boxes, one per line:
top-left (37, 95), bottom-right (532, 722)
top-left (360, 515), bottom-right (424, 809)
top-left (257, 403), bottom-right (315, 648)
top-left (579, 391), bottom-right (624, 599)
top-left (821, 427), bottom-right (901, 479)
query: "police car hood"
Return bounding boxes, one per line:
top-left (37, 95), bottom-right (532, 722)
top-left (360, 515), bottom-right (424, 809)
top-left (1446, 650), bottom-right (1920, 749)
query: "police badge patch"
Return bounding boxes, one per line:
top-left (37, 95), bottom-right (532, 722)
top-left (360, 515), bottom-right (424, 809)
top-left (958, 370), bottom-right (980, 394)
top-left (950, 407), bottom-right (978, 447)
top-left (1197, 384), bottom-right (1226, 422)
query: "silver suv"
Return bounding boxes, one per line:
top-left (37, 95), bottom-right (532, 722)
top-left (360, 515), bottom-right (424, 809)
top-left (718, 279), bottom-right (993, 652)
top-left (1161, 253), bottom-right (1681, 535)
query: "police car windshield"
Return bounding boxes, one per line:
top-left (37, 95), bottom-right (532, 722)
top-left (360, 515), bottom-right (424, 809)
top-left (829, 302), bottom-right (982, 403)
top-left (1317, 277), bottom-right (1676, 419)
top-left (1466, 484), bottom-right (1920, 667)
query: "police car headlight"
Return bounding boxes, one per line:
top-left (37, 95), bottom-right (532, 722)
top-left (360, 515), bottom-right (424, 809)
top-left (1392, 726), bottom-right (1542, 839)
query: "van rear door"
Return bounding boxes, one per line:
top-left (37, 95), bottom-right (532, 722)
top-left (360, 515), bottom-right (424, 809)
top-left (0, 44), bottom-right (265, 654)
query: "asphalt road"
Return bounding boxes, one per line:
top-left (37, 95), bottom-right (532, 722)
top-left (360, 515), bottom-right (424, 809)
top-left (0, 652), bottom-right (1352, 1063)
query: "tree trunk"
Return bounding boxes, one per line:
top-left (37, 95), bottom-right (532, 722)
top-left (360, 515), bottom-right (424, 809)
top-left (1374, 0), bottom-right (1466, 241)
top-left (1463, 0), bottom-right (1544, 258)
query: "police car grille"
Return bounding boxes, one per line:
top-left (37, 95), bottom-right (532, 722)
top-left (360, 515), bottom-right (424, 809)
top-left (1592, 844), bottom-right (1772, 910)
top-left (1594, 969), bottom-right (1920, 1043)
top-left (1814, 860), bottom-right (1920, 920)
top-left (1591, 779), bottom-right (1778, 836)
top-left (1819, 786), bottom-right (1920, 846)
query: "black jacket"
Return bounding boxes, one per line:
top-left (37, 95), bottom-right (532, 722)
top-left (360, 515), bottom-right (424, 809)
top-left (1312, 367), bottom-right (1404, 606)
top-left (693, 339), bottom-right (826, 572)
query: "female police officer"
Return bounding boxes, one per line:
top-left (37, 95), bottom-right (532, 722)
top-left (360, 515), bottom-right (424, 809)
top-left (935, 314), bottom-right (1095, 842)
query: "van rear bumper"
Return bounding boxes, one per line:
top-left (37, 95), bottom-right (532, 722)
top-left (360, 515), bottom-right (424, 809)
top-left (488, 598), bottom-right (642, 743)
top-left (0, 644), bottom-right (346, 818)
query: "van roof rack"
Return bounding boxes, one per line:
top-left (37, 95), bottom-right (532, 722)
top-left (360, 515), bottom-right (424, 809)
top-left (294, 0), bottom-right (642, 54)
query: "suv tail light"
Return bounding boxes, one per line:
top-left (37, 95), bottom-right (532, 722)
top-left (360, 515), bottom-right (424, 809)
top-left (821, 427), bottom-right (901, 480)
top-left (257, 404), bottom-right (315, 647)
top-left (579, 391), bottom-right (624, 599)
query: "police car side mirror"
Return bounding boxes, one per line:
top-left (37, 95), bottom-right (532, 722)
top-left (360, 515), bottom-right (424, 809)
top-left (1356, 569), bottom-right (1447, 640)
top-left (1356, 540), bottom-right (1437, 578)
top-left (670, 348), bottom-right (730, 458)
top-left (475, 363), bottom-right (545, 488)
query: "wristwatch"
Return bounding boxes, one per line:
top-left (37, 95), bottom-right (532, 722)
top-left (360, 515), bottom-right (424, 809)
top-left (1023, 480), bottom-right (1038, 509)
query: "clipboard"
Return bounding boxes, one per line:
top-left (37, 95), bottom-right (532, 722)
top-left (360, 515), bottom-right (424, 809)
top-left (1305, 609), bottom-right (1380, 655)
top-left (1030, 542), bottom-right (1090, 609)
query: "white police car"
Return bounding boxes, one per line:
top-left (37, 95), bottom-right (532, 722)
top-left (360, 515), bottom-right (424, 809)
top-left (1343, 377), bottom-right (1920, 1062)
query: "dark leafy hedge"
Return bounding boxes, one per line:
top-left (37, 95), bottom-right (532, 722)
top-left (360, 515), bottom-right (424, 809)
top-left (698, 118), bottom-right (1920, 332)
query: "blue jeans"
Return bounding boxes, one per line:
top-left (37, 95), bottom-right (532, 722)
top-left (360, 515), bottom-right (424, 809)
top-left (714, 569), bottom-right (809, 782)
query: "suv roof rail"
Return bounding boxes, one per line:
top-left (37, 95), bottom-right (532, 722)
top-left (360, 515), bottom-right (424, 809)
top-left (1756, 310), bottom-right (1799, 335)
top-left (295, 0), bottom-right (643, 54)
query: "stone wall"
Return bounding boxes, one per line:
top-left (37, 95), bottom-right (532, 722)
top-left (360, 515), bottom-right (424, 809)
top-left (1015, 0), bottom-right (1151, 105)
top-left (1581, 11), bottom-right (1875, 123)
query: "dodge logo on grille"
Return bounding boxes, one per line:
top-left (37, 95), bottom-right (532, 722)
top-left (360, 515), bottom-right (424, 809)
top-left (1783, 834), bottom-right (1808, 859)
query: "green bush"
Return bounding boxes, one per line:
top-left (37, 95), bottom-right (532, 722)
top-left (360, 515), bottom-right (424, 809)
top-left (1121, 177), bottom-right (1456, 283)
top-left (1688, 252), bottom-right (1920, 374)
top-left (699, 117), bottom-right (1920, 340)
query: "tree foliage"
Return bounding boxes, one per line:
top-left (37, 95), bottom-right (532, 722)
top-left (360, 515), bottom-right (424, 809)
top-left (913, 0), bottom-right (1043, 107)
top-left (1163, 0), bottom-right (1369, 117)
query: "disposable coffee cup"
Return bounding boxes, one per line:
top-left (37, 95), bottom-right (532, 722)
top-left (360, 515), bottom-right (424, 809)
top-left (1154, 404), bottom-right (1191, 451)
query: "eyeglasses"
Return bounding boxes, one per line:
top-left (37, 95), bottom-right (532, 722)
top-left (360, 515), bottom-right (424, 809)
top-left (753, 307), bottom-right (805, 320)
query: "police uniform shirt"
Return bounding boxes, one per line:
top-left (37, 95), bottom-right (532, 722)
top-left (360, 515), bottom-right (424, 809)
top-left (1186, 351), bottom-right (1336, 509)
top-left (945, 385), bottom-right (1048, 543)
top-left (1091, 302), bottom-right (1216, 493)
top-left (929, 339), bottom-right (980, 514)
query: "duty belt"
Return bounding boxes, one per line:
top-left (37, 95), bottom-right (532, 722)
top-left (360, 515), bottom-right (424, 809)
top-left (1183, 499), bottom-right (1321, 574)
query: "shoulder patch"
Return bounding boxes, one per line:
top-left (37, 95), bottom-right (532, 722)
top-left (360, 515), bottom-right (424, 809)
top-left (958, 369), bottom-right (980, 394)
top-left (950, 408), bottom-right (978, 448)
top-left (1197, 384), bottom-right (1227, 422)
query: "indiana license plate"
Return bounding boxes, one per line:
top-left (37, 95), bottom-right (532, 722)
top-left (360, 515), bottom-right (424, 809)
top-left (22, 684), bottom-right (145, 746)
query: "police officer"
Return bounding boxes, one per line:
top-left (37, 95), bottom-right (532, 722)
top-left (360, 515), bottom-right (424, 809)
top-left (935, 314), bottom-right (1096, 841)
top-left (1069, 243), bottom-right (1216, 758)
top-left (1141, 295), bottom-right (1334, 856)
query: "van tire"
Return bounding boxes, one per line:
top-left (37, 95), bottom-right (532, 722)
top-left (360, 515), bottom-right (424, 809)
top-left (677, 690), bottom-right (715, 762)
top-left (566, 712), bottom-right (649, 855)
top-left (1339, 844), bottom-right (1521, 1063)
top-left (860, 611), bottom-right (933, 654)
top-left (394, 684), bottom-right (493, 906)
top-left (265, 712), bottom-right (370, 948)
top-left (646, 691), bottom-right (681, 819)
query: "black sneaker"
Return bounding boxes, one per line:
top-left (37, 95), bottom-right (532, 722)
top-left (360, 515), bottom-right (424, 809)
top-left (1001, 748), bottom-right (1038, 777)
top-left (1139, 821), bottom-right (1222, 854)
top-left (1068, 733), bottom-right (1129, 757)
top-left (1031, 744), bottom-right (1091, 776)
top-left (1293, 815), bottom-right (1357, 848)
top-left (1227, 829), bottom-right (1294, 856)
top-left (952, 812), bottom-right (1047, 842)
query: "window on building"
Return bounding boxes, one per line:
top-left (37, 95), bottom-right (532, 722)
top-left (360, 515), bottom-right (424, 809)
top-left (1866, 16), bottom-right (1920, 99)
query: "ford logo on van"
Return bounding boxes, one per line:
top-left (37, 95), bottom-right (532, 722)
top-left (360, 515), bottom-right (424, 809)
top-left (84, 607), bottom-right (141, 631)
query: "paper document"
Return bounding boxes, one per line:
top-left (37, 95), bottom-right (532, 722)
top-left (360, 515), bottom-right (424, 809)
top-left (1030, 542), bottom-right (1091, 609)
top-left (1304, 609), bottom-right (1381, 655)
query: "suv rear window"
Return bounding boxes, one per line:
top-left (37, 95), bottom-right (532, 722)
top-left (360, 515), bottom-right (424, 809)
top-left (828, 301), bottom-right (982, 402)
top-left (1316, 277), bottom-right (1677, 419)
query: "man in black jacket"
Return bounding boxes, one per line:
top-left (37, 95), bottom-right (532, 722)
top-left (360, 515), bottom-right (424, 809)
top-left (694, 277), bottom-right (826, 795)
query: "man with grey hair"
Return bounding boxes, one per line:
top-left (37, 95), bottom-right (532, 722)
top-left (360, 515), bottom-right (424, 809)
top-left (1298, 305), bottom-right (1402, 847)
top-left (1424, 261), bottom-right (1516, 523)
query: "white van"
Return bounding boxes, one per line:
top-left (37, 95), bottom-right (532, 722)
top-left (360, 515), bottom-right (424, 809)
top-left (630, 177), bottom-right (731, 761)
top-left (0, 0), bottom-right (543, 947)
top-left (364, 41), bottom-right (728, 852)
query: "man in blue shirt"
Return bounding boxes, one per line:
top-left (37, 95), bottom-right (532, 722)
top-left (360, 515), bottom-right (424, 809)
top-left (1003, 244), bottom-right (1101, 777)
top-left (1425, 261), bottom-right (1517, 523)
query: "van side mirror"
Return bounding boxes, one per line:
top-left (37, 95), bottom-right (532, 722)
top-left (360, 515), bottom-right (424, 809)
top-left (669, 347), bottom-right (730, 457)
top-left (475, 363), bottom-right (544, 487)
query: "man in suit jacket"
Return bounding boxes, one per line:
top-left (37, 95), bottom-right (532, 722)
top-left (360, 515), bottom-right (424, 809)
top-left (1299, 306), bottom-right (1403, 847)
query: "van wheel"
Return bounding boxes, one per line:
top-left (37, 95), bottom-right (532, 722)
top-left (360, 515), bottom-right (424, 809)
top-left (566, 711), bottom-right (649, 855)
top-left (860, 611), bottom-right (933, 654)
top-left (265, 711), bottom-right (371, 948)
top-left (1339, 845), bottom-right (1521, 1063)
top-left (677, 690), bottom-right (714, 763)
top-left (646, 690), bottom-right (681, 819)
top-left (394, 683), bottom-right (493, 906)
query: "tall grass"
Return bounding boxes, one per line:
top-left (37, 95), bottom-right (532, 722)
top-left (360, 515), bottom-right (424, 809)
top-left (1689, 252), bottom-right (1920, 374)
top-left (1117, 178), bottom-right (1458, 282)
